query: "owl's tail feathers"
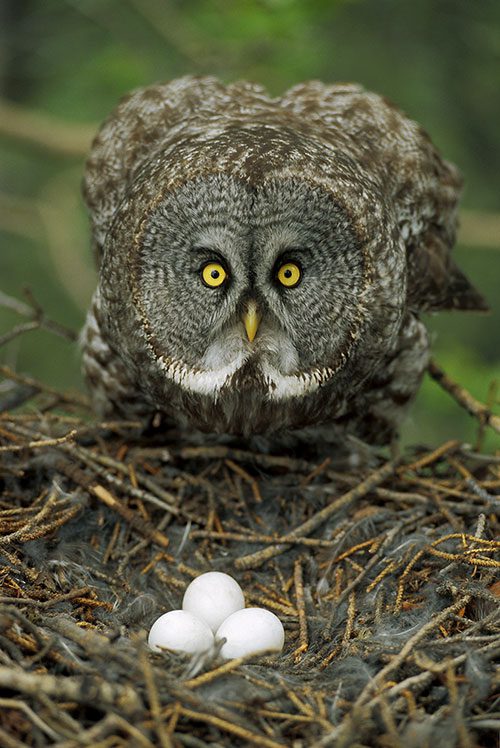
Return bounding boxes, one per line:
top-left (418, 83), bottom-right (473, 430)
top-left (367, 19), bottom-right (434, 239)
top-left (406, 232), bottom-right (490, 313)
top-left (436, 261), bottom-right (490, 313)
top-left (409, 264), bottom-right (490, 313)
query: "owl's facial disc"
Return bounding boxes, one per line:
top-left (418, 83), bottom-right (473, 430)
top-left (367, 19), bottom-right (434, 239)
top-left (137, 173), bottom-right (369, 404)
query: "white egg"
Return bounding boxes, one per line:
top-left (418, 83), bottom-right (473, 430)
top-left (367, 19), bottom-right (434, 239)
top-left (215, 607), bottom-right (285, 660)
top-left (182, 571), bottom-right (245, 633)
top-left (148, 610), bottom-right (214, 654)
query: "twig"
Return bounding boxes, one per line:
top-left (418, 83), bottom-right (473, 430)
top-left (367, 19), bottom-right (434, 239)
top-left (402, 439), bottom-right (461, 473)
top-left (189, 529), bottom-right (336, 548)
top-left (341, 592), bottom-right (356, 645)
top-left (235, 460), bottom-right (396, 569)
top-left (293, 559), bottom-right (308, 661)
top-left (90, 484), bottom-right (170, 550)
top-left (0, 365), bottom-right (89, 407)
top-left (183, 653), bottom-right (274, 689)
top-left (0, 666), bottom-right (142, 716)
top-left (139, 650), bottom-right (172, 748)
top-left (177, 706), bottom-right (286, 748)
top-left (177, 445), bottom-right (313, 473)
top-left (0, 587), bottom-right (92, 608)
top-left (54, 712), bottom-right (156, 748)
top-left (0, 429), bottom-right (77, 453)
top-left (0, 697), bottom-right (61, 741)
top-left (0, 321), bottom-right (40, 349)
top-left (428, 359), bottom-right (500, 434)
top-left (355, 595), bottom-right (470, 706)
top-left (0, 726), bottom-right (26, 748)
top-left (0, 492), bottom-right (68, 546)
top-left (0, 290), bottom-right (78, 342)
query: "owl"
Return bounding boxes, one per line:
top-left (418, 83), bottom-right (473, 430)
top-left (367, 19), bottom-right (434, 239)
top-left (81, 76), bottom-right (487, 443)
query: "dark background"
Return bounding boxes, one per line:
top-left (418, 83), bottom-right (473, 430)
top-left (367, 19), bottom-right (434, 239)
top-left (1, 0), bottom-right (498, 448)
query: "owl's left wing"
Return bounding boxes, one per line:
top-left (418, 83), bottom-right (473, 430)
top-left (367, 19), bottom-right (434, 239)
top-left (280, 81), bottom-right (488, 313)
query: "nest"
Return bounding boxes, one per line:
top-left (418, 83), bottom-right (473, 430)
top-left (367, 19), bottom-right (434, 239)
top-left (0, 329), bottom-right (499, 746)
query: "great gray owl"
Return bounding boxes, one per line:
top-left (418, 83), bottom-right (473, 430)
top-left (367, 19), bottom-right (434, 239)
top-left (81, 76), bottom-right (487, 443)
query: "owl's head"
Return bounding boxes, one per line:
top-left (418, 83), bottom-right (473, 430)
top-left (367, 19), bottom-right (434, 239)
top-left (100, 127), bottom-right (406, 432)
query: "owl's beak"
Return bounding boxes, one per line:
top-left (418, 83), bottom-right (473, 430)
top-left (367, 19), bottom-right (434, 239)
top-left (243, 301), bottom-right (261, 343)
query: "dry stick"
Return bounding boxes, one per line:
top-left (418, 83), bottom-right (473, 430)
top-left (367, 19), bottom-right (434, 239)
top-left (183, 653), bottom-right (275, 690)
top-left (30, 692), bottom-right (88, 741)
top-left (0, 697), bottom-right (61, 741)
top-left (0, 666), bottom-right (141, 716)
top-left (293, 559), bottom-right (308, 661)
top-left (49, 713), bottom-right (155, 748)
top-left (428, 359), bottom-right (500, 434)
top-left (318, 600), bottom-right (480, 748)
top-left (1, 413), bottom-right (81, 424)
top-left (54, 452), bottom-right (183, 521)
top-left (306, 474), bottom-right (429, 507)
top-left (2, 505), bottom-right (81, 546)
top-left (178, 444), bottom-right (313, 473)
top-left (394, 531), bottom-right (500, 613)
top-left (139, 650), bottom-right (173, 748)
top-left (67, 443), bottom-right (181, 515)
top-left (189, 529), bottom-right (337, 548)
top-left (235, 460), bottom-right (396, 570)
top-left (0, 726), bottom-right (26, 748)
top-left (0, 321), bottom-right (40, 349)
top-left (247, 593), bottom-right (296, 618)
top-left (0, 429), bottom-right (77, 453)
top-left (0, 290), bottom-right (78, 342)
top-left (0, 365), bottom-right (89, 407)
top-left (225, 458), bottom-right (262, 502)
top-left (0, 587), bottom-right (91, 608)
top-left (318, 527), bottom-right (398, 654)
top-left (90, 484), bottom-right (170, 551)
top-left (402, 439), bottom-right (462, 473)
top-left (0, 492), bottom-right (60, 546)
top-left (177, 706), bottom-right (286, 748)
top-left (254, 709), bottom-right (321, 724)
top-left (341, 592), bottom-right (356, 645)
top-left (354, 595), bottom-right (470, 707)
top-left (118, 513), bottom-right (172, 576)
top-left (164, 702), bottom-right (182, 738)
top-left (383, 640), bottom-right (499, 714)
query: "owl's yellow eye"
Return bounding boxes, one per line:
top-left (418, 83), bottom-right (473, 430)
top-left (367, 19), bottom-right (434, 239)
top-left (277, 262), bottom-right (301, 288)
top-left (201, 262), bottom-right (227, 288)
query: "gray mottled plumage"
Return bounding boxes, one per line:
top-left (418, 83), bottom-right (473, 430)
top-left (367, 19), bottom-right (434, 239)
top-left (81, 76), bottom-right (487, 442)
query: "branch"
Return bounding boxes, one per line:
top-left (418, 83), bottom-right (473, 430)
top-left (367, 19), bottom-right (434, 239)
top-left (428, 359), bottom-right (500, 435)
top-left (0, 290), bottom-right (78, 342)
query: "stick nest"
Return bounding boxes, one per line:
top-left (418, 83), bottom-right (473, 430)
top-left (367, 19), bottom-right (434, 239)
top-left (0, 370), bottom-right (499, 748)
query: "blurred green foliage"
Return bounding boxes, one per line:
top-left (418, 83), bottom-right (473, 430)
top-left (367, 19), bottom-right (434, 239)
top-left (0, 0), bottom-right (498, 448)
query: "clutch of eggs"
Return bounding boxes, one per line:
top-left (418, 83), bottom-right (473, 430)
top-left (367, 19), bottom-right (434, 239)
top-left (147, 571), bottom-right (285, 659)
